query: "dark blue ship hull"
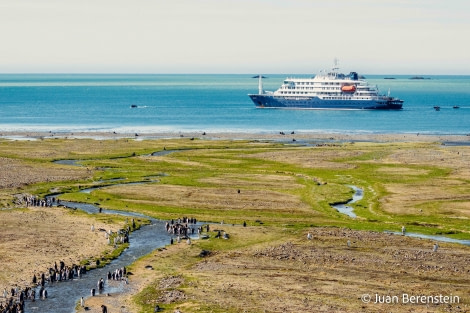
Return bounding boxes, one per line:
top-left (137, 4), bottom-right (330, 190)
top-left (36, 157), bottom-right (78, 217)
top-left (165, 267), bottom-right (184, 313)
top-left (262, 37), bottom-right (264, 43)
top-left (249, 94), bottom-right (403, 110)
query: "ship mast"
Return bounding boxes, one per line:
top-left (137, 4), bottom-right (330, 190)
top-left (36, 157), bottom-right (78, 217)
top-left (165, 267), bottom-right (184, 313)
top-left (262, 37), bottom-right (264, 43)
top-left (333, 58), bottom-right (339, 72)
top-left (252, 75), bottom-right (266, 95)
top-left (331, 58), bottom-right (339, 78)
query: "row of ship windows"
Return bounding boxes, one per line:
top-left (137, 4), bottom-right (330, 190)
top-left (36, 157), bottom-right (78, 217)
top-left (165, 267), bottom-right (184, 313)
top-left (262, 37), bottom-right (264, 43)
top-left (284, 95), bottom-right (373, 100)
top-left (284, 86), bottom-right (340, 89)
top-left (282, 95), bottom-right (373, 100)
top-left (283, 86), bottom-right (374, 91)
top-left (284, 85), bottom-right (340, 89)
top-left (286, 82), bottom-right (342, 86)
top-left (321, 97), bottom-right (370, 100)
top-left (279, 91), bottom-right (373, 96)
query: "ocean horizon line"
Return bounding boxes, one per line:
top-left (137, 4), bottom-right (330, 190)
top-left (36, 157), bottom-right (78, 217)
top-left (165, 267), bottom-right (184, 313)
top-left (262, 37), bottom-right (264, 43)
top-left (1, 73), bottom-right (470, 77)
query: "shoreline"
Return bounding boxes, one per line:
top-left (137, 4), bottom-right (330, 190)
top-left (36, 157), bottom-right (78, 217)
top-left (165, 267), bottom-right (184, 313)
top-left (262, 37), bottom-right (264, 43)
top-left (1, 130), bottom-right (470, 144)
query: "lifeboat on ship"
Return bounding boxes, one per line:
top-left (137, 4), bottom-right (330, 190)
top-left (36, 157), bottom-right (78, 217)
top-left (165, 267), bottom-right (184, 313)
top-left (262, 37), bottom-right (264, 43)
top-left (341, 84), bottom-right (356, 93)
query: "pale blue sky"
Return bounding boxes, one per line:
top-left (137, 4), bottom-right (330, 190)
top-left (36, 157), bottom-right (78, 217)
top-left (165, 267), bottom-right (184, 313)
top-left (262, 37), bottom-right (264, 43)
top-left (0, 0), bottom-right (468, 74)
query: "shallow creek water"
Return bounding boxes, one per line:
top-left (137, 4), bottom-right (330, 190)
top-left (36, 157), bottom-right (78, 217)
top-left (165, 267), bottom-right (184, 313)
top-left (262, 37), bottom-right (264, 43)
top-left (22, 154), bottom-right (469, 312)
top-left (332, 186), bottom-right (470, 247)
top-left (26, 159), bottom-right (192, 312)
top-left (331, 185), bottom-right (363, 218)
top-left (384, 231), bottom-right (470, 246)
top-left (26, 202), bottom-right (177, 313)
top-left (24, 150), bottom-right (186, 312)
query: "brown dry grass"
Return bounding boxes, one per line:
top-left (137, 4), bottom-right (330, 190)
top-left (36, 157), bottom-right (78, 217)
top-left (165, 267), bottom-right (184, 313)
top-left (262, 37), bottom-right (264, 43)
top-left (244, 142), bottom-right (470, 223)
top-left (374, 144), bottom-right (470, 218)
top-left (0, 157), bottom-right (89, 189)
top-left (0, 206), bottom-right (122, 293)
top-left (91, 225), bottom-right (470, 313)
top-left (199, 173), bottom-right (304, 190)
top-left (383, 183), bottom-right (470, 217)
top-left (0, 156), bottom-right (91, 208)
top-left (104, 179), bottom-right (311, 214)
top-left (191, 230), bottom-right (469, 312)
top-left (0, 134), bottom-right (469, 312)
top-left (249, 147), bottom-right (359, 169)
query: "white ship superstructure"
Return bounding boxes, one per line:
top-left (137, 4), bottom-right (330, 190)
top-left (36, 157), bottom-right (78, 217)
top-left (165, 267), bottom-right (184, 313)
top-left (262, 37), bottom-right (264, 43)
top-left (249, 65), bottom-right (403, 110)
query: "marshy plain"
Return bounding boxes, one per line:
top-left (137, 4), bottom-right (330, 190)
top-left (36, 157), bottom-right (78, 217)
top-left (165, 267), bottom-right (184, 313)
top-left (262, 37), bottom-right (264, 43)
top-left (0, 134), bottom-right (469, 312)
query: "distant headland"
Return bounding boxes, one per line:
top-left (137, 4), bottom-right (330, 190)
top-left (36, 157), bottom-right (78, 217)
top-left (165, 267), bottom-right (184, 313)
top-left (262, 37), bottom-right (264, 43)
top-left (409, 76), bottom-right (431, 80)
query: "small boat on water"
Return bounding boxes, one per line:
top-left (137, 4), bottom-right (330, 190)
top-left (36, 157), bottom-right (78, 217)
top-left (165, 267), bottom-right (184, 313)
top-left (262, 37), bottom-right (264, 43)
top-left (130, 104), bottom-right (138, 108)
top-left (453, 105), bottom-right (460, 109)
top-left (434, 106), bottom-right (440, 111)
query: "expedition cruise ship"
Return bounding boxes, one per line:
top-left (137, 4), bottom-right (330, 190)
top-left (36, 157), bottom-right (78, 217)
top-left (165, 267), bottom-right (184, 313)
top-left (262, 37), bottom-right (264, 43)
top-left (248, 66), bottom-right (403, 110)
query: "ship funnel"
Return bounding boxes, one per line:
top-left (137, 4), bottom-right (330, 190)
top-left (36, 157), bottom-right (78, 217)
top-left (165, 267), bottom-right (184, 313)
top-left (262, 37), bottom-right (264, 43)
top-left (252, 75), bottom-right (267, 95)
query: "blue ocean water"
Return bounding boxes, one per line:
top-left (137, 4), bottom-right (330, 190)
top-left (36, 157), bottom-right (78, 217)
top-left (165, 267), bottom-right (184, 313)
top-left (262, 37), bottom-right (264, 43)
top-left (0, 74), bottom-right (469, 135)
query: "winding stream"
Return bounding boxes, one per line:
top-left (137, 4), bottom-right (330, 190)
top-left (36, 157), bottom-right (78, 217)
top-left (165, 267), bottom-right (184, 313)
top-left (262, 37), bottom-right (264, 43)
top-left (385, 231), bottom-right (470, 246)
top-left (333, 185), bottom-right (470, 247)
top-left (23, 150), bottom-right (193, 312)
top-left (25, 201), bottom-right (180, 313)
top-left (331, 185), bottom-right (363, 218)
top-left (20, 154), bottom-right (469, 312)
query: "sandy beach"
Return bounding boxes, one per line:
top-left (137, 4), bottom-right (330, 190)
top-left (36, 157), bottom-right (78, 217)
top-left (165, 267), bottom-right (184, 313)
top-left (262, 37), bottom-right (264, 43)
top-left (1, 130), bottom-right (470, 143)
